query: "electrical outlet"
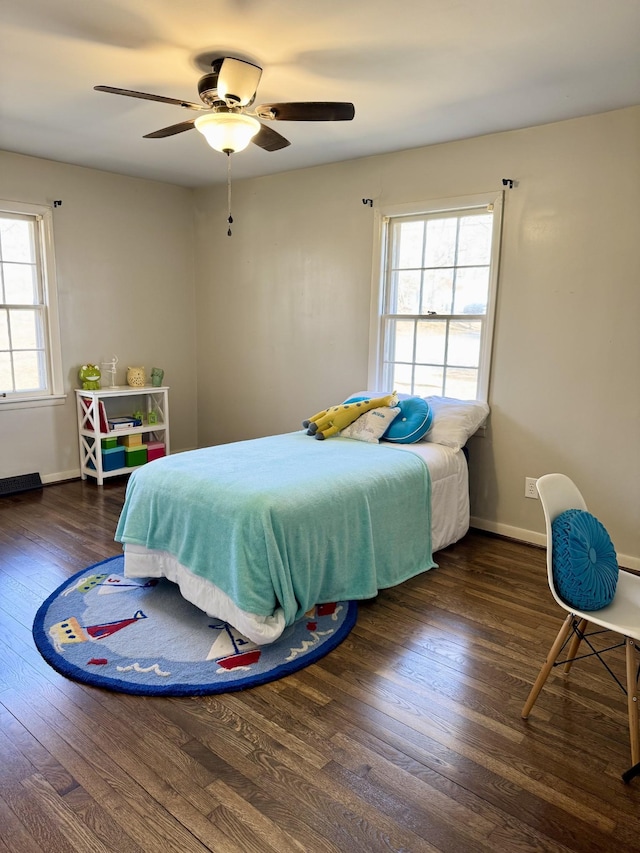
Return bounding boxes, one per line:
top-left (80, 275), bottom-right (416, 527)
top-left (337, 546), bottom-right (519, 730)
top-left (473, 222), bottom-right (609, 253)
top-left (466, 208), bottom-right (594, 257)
top-left (525, 477), bottom-right (539, 499)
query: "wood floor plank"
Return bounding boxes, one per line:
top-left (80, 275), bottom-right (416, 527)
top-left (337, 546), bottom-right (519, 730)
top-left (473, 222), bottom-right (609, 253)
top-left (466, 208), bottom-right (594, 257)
top-left (19, 773), bottom-right (115, 853)
top-left (0, 705), bottom-right (76, 796)
top-left (62, 785), bottom-right (146, 853)
top-left (0, 792), bottom-right (43, 853)
top-left (206, 778), bottom-right (307, 853)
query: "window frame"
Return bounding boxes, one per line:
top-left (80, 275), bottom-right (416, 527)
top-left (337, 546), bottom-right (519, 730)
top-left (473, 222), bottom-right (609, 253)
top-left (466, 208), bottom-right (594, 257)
top-left (0, 199), bottom-right (65, 410)
top-left (368, 191), bottom-right (504, 402)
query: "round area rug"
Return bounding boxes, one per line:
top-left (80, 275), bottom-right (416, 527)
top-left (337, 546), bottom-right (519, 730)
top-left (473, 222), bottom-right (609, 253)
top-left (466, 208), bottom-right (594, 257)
top-left (32, 556), bottom-right (357, 696)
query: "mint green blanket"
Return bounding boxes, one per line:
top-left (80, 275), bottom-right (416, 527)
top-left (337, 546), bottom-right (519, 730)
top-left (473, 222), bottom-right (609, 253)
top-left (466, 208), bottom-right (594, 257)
top-left (115, 432), bottom-right (435, 626)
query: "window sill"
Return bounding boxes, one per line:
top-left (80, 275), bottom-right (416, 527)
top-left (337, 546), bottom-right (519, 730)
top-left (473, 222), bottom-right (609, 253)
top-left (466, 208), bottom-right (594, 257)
top-left (0, 394), bottom-right (67, 411)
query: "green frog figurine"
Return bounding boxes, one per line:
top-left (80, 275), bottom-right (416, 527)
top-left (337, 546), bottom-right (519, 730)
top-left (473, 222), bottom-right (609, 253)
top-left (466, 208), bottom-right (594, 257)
top-left (78, 364), bottom-right (101, 390)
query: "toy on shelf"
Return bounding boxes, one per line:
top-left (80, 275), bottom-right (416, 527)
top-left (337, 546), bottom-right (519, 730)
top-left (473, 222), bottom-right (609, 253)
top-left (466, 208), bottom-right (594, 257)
top-left (126, 366), bottom-right (145, 387)
top-left (151, 367), bottom-right (164, 387)
top-left (100, 355), bottom-right (118, 388)
top-left (78, 364), bottom-right (101, 390)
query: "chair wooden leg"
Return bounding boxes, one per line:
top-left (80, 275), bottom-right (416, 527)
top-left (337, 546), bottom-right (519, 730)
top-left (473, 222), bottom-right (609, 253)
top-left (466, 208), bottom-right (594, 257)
top-left (563, 618), bottom-right (589, 673)
top-left (625, 637), bottom-right (640, 766)
top-left (522, 613), bottom-right (574, 719)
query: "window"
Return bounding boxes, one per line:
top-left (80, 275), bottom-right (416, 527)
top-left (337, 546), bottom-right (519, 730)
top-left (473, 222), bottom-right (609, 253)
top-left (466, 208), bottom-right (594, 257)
top-left (370, 192), bottom-right (503, 401)
top-left (0, 200), bottom-right (63, 407)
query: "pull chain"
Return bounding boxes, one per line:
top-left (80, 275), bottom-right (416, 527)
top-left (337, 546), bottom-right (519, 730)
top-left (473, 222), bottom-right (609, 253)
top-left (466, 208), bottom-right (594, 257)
top-left (226, 152), bottom-right (233, 236)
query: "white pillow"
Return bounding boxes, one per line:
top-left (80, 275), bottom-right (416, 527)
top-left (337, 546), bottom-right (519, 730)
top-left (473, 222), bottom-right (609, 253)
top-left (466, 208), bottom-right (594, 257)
top-left (341, 407), bottom-right (401, 443)
top-left (422, 396), bottom-right (489, 450)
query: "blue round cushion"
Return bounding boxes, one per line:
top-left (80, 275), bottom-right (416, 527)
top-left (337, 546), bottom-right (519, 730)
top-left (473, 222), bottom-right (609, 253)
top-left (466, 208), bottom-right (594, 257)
top-left (551, 509), bottom-right (618, 611)
top-left (383, 397), bottom-right (433, 444)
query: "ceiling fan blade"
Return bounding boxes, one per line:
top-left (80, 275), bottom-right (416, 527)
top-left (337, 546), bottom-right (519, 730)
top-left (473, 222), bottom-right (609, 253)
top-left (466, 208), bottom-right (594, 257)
top-left (94, 85), bottom-right (204, 111)
top-left (256, 102), bottom-right (355, 122)
top-left (252, 123), bottom-right (291, 152)
top-left (143, 119), bottom-right (198, 138)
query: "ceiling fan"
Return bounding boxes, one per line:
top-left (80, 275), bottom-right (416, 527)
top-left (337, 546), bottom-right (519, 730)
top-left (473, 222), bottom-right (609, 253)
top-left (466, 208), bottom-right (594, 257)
top-left (95, 56), bottom-right (356, 155)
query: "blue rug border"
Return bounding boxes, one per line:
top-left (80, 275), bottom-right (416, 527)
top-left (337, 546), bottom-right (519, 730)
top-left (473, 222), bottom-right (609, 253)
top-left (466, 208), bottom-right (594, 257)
top-left (32, 555), bottom-right (358, 696)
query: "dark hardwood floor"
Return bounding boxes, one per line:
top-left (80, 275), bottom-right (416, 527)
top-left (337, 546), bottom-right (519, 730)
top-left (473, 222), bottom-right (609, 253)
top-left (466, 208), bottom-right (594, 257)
top-left (1, 478), bottom-right (639, 852)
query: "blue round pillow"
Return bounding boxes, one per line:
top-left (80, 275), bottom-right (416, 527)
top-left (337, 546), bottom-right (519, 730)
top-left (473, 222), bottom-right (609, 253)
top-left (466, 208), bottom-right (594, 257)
top-left (551, 509), bottom-right (618, 611)
top-left (383, 397), bottom-right (433, 444)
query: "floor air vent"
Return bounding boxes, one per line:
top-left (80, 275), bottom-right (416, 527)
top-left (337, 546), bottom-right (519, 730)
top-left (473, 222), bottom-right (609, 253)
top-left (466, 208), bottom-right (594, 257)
top-left (0, 472), bottom-right (43, 497)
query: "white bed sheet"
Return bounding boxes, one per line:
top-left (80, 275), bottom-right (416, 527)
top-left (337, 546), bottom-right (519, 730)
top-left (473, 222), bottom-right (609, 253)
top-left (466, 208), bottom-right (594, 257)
top-left (123, 440), bottom-right (469, 644)
top-left (381, 440), bottom-right (469, 552)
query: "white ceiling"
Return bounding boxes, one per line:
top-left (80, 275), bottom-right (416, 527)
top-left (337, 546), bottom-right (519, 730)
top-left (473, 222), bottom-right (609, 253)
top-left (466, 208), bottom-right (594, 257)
top-left (1, 0), bottom-right (639, 188)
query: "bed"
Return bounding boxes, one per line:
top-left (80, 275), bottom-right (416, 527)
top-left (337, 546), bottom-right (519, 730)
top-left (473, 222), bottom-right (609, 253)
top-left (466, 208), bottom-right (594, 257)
top-left (115, 396), bottom-right (489, 644)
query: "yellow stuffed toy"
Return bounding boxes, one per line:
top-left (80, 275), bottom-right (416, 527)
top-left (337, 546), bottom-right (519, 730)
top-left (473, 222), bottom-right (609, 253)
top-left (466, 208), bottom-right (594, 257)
top-left (303, 392), bottom-right (398, 440)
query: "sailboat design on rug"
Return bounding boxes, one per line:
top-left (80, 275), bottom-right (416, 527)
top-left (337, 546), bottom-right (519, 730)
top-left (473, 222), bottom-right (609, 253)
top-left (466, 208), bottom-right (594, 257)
top-left (207, 623), bottom-right (261, 670)
top-left (48, 610), bottom-right (147, 653)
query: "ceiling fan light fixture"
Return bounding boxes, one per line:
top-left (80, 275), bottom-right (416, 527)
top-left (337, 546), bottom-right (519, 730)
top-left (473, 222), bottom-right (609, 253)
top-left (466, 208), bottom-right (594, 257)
top-left (216, 58), bottom-right (263, 107)
top-left (194, 112), bottom-right (260, 153)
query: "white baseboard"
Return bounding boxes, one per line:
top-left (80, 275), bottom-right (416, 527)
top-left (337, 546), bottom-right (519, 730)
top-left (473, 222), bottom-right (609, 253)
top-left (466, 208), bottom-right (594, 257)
top-left (470, 516), bottom-right (640, 572)
top-left (42, 469), bottom-right (79, 484)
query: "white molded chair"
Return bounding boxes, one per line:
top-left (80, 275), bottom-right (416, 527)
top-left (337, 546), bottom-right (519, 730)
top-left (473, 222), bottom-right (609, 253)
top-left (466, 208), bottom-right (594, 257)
top-left (521, 473), bottom-right (640, 774)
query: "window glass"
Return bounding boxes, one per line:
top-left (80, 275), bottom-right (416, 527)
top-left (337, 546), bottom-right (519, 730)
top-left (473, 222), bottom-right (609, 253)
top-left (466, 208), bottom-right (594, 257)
top-left (415, 319), bottom-right (446, 364)
top-left (0, 218), bottom-right (35, 263)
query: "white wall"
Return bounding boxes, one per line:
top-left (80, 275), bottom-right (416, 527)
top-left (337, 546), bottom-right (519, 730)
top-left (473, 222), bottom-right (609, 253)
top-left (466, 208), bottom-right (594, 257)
top-left (0, 152), bottom-right (197, 481)
top-left (194, 107), bottom-right (640, 563)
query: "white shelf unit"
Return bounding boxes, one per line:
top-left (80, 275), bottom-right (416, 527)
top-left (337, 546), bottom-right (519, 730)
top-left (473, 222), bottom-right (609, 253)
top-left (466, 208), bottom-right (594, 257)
top-left (76, 386), bottom-right (170, 485)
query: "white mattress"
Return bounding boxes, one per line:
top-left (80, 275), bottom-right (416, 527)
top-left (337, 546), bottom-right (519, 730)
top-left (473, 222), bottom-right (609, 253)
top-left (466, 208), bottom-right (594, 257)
top-left (123, 441), bottom-right (469, 643)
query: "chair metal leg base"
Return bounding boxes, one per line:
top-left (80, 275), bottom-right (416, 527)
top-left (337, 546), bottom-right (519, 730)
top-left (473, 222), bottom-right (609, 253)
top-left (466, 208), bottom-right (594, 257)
top-left (625, 637), bottom-right (640, 766)
top-left (622, 762), bottom-right (640, 784)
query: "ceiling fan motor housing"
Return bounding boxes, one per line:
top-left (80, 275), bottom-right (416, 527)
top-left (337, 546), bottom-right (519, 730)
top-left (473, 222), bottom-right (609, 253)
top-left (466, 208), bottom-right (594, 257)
top-left (198, 69), bottom-right (222, 107)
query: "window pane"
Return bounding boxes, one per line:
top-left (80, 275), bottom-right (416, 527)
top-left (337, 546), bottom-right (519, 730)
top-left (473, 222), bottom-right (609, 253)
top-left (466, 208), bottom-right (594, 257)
top-left (394, 270), bottom-right (421, 314)
top-left (0, 309), bottom-right (8, 348)
top-left (389, 362), bottom-right (413, 396)
top-left (453, 266), bottom-right (489, 314)
top-left (444, 367), bottom-right (478, 399)
top-left (10, 309), bottom-right (44, 349)
top-left (421, 269), bottom-right (453, 314)
top-left (0, 351), bottom-right (11, 391)
top-left (415, 319), bottom-right (446, 365)
top-left (387, 318), bottom-right (414, 363)
top-left (424, 217), bottom-right (457, 267)
top-left (395, 221), bottom-right (424, 268)
top-left (414, 364), bottom-right (444, 397)
top-left (13, 349), bottom-right (46, 391)
top-left (447, 319), bottom-right (482, 367)
top-left (3, 262), bottom-right (38, 304)
top-left (457, 214), bottom-right (492, 265)
top-left (0, 217), bottom-right (35, 263)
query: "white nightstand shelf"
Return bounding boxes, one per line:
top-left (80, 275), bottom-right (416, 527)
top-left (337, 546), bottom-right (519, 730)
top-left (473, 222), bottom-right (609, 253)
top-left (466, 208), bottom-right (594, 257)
top-left (76, 386), bottom-right (170, 485)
